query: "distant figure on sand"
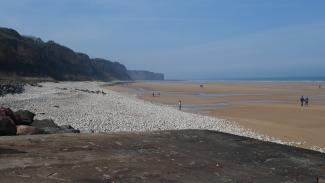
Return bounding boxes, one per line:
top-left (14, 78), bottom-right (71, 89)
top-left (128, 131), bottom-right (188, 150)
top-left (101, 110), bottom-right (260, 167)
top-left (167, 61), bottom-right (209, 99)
top-left (305, 97), bottom-right (309, 107)
top-left (152, 91), bottom-right (155, 97)
top-left (178, 100), bottom-right (182, 110)
top-left (300, 96), bottom-right (305, 107)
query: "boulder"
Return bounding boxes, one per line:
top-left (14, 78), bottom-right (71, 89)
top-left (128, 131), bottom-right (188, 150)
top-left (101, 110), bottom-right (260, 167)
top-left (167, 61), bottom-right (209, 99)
top-left (13, 110), bottom-right (35, 125)
top-left (0, 116), bottom-right (17, 135)
top-left (31, 119), bottom-right (59, 128)
top-left (32, 119), bottom-right (79, 134)
top-left (0, 107), bottom-right (15, 119)
top-left (16, 125), bottom-right (42, 135)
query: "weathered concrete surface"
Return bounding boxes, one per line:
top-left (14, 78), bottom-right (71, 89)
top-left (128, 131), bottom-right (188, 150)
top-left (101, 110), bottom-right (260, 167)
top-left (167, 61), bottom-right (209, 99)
top-left (0, 130), bottom-right (324, 183)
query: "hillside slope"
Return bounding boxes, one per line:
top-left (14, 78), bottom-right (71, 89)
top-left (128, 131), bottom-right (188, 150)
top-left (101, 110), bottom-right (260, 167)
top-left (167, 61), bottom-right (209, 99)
top-left (127, 70), bottom-right (164, 80)
top-left (0, 27), bottom-right (130, 81)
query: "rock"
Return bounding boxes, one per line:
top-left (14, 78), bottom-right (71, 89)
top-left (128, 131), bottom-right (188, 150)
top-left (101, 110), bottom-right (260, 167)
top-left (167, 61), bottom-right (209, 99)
top-left (40, 127), bottom-right (61, 134)
top-left (60, 125), bottom-right (74, 129)
top-left (0, 107), bottom-right (79, 135)
top-left (16, 125), bottom-right (42, 135)
top-left (0, 116), bottom-right (17, 135)
top-left (0, 107), bottom-right (15, 119)
top-left (31, 119), bottom-right (59, 128)
top-left (41, 127), bottom-right (80, 134)
top-left (30, 83), bottom-right (42, 87)
top-left (13, 110), bottom-right (35, 125)
top-left (31, 120), bottom-right (79, 134)
top-left (0, 81), bottom-right (25, 97)
top-left (60, 125), bottom-right (80, 133)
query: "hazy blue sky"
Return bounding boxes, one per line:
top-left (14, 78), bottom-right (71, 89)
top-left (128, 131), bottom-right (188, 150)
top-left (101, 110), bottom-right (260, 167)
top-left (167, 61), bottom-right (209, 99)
top-left (1, 0), bottom-right (325, 79)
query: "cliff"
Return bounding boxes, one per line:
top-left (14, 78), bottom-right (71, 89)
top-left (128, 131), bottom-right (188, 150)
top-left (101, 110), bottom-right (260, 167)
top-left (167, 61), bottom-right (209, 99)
top-left (127, 70), bottom-right (164, 80)
top-left (0, 27), bottom-right (130, 81)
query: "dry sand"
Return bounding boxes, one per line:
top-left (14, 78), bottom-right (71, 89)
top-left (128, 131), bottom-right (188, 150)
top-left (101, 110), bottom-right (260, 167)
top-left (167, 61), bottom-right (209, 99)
top-left (108, 81), bottom-right (325, 150)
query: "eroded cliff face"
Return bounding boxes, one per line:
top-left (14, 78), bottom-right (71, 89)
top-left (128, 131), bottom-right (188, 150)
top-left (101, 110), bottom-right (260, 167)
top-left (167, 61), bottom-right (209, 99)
top-left (0, 27), bottom-right (130, 81)
top-left (127, 70), bottom-right (164, 80)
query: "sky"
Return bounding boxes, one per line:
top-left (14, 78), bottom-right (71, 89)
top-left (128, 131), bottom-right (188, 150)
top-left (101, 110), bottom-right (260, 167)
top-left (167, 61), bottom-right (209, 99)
top-left (1, 0), bottom-right (325, 79)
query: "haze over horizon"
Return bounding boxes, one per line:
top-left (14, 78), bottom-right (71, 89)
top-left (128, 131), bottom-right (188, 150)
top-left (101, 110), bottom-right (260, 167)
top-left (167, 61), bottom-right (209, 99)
top-left (1, 0), bottom-right (325, 80)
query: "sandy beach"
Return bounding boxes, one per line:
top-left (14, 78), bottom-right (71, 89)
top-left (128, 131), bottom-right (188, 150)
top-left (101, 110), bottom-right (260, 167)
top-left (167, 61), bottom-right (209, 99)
top-left (108, 81), bottom-right (325, 151)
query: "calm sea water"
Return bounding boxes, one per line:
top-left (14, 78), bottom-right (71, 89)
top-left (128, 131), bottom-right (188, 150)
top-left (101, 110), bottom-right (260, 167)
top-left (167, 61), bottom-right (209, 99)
top-left (163, 76), bottom-right (325, 83)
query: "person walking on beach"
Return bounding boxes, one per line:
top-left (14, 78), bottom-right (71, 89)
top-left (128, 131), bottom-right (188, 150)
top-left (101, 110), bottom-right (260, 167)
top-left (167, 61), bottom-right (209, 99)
top-left (152, 91), bottom-right (155, 97)
top-left (305, 97), bottom-right (309, 107)
top-left (178, 100), bottom-right (182, 110)
top-left (300, 96), bottom-right (305, 107)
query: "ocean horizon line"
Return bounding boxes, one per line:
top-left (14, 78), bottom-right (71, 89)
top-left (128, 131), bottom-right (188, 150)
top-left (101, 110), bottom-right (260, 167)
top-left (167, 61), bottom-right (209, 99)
top-left (163, 76), bottom-right (325, 82)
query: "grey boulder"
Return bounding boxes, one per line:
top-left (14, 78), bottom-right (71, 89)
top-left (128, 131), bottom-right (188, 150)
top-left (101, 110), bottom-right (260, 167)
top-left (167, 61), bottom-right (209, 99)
top-left (31, 119), bottom-right (59, 128)
top-left (13, 110), bottom-right (35, 125)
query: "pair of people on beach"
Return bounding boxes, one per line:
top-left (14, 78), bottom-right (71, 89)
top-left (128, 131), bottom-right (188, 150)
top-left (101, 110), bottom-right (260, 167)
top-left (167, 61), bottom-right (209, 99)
top-left (152, 91), bottom-right (160, 97)
top-left (300, 96), bottom-right (309, 107)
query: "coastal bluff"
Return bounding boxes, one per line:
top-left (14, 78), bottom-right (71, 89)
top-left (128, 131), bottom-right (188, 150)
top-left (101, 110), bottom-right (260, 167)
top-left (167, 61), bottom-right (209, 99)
top-left (0, 27), bottom-right (130, 81)
top-left (0, 130), bottom-right (323, 182)
top-left (127, 70), bottom-right (164, 80)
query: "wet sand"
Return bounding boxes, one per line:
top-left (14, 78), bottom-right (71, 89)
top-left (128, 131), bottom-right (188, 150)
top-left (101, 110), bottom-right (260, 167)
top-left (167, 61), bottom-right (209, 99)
top-left (108, 81), bottom-right (325, 150)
